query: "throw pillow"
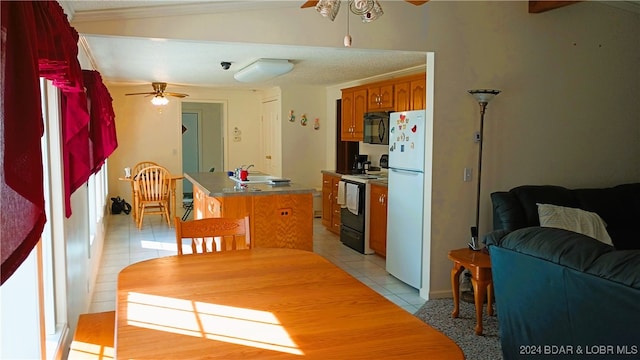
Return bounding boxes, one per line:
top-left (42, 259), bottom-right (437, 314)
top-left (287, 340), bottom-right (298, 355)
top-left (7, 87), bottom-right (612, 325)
top-left (537, 203), bottom-right (613, 246)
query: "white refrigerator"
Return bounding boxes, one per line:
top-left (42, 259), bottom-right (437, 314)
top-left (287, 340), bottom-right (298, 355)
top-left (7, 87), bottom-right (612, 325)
top-left (386, 109), bottom-right (426, 289)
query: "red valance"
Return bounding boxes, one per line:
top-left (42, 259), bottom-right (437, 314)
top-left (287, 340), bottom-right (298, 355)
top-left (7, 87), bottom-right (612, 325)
top-left (1, 1), bottom-right (117, 285)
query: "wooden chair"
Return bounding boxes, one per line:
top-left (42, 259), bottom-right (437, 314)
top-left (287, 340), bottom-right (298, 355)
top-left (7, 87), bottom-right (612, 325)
top-left (136, 165), bottom-right (171, 229)
top-left (174, 216), bottom-right (251, 255)
top-left (129, 161), bottom-right (159, 223)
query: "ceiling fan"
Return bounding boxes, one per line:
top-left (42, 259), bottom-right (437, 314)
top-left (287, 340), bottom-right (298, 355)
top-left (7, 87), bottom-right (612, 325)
top-left (300, 0), bottom-right (428, 8)
top-left (125, 82), bottom-right (189, 106)
top-left (302, 0), bottom-right (428, 23)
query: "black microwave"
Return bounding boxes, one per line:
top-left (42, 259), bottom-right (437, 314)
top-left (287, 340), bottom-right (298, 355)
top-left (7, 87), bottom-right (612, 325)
top-left (363, 112), bottom-right (390, 145)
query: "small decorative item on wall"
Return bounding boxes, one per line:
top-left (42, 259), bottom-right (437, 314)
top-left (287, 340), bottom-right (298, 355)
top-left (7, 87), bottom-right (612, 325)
top-left (289, 110), bottom-right (295, 122)
top-left (300, 114), bottom-right (308, 126)
top-left (314, 118), bottom-right (320, 130)
top-left (233, 127), bottom-right (242, 142)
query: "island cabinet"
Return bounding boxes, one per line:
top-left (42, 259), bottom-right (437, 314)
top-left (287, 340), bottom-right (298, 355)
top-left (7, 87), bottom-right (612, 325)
top-left (322, 173), bottom-right (342, 234)
top-left (367, 84), bottom-right (394, 111)
top-left (369, 183), bottom-right (388, 257)
top-left (187, 172), bottom-right (314, 251)
top-left (341, 88), bottom-right (366, 142)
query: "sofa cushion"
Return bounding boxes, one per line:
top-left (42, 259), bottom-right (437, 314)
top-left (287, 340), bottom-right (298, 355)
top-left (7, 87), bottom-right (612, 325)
top-left (573, 183), bottom-right (640, 249)
top-left (497, 227), bottom-right (614, 273)
top-left (511, 185), bottom-right (579, 227)
top-left (537, 203), bottom-right (613, 245)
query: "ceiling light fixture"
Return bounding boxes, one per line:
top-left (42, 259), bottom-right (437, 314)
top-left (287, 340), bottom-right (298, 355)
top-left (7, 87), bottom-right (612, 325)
top-left (316, 0), bottom-right (383, 22)
top-left (150, 95), bottom-right (169, 106)
top-left (233, 59), bottom-right (294, 83)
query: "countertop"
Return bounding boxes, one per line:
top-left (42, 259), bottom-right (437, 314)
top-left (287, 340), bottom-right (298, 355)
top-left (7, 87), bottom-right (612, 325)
top-left (185, 172), bottom-right (316, 197)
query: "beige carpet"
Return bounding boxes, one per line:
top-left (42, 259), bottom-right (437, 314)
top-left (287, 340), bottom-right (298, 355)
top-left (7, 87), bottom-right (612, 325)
top-left (414, 298), bottom-right (503, 360)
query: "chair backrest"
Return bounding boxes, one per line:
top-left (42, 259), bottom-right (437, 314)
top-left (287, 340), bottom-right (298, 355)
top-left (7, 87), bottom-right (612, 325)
top-left (136, 166), bottom-right (170, 202)
top-left (174, 216), bottom-right (251, 255)
top-left (133, 161), bottom-right (159, 179)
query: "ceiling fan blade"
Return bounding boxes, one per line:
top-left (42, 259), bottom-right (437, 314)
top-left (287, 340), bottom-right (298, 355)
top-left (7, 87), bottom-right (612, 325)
top-left (125, 92), bottom-right (155, 96)
top-left (405, 1), bottom-right (429, 5)
top-left (165, 92), bottom-right (189, 98)
top-left (301, 1), bottom-right (318, 9)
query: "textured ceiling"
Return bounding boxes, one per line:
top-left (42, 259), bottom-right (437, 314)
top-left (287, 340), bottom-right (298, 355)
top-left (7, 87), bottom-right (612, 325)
top-left (66, 1), bottom-right (428, 90)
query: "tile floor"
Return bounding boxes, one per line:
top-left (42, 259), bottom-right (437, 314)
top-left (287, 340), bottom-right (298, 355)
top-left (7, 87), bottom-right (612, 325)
top-left (90, 212), bottom-right (426, 314)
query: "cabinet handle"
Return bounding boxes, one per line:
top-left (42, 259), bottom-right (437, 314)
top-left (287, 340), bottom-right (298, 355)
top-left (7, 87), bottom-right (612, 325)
top-left (266, 155), bottom-right (272, 159)
top-left (381, 194), bottom-right (386, 205)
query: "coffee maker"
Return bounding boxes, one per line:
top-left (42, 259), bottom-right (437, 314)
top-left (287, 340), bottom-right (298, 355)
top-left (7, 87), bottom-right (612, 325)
top-left (352, 155), bottom-right (370, 174)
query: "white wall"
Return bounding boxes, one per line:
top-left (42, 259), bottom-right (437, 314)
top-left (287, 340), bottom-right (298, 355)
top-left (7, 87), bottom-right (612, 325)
top-left (73, 1), bottom-right (640, 298)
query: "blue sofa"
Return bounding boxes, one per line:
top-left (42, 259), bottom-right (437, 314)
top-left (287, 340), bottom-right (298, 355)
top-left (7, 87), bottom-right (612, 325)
top-left (484, 183), bottom-right (640, 359)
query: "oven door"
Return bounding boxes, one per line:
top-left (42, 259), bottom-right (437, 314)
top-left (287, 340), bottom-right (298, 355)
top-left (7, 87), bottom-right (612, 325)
top-left (340, 181), bottom-right (365, 231)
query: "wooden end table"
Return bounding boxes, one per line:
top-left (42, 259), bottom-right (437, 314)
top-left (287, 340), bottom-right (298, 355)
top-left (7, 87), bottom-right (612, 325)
top-left (448, 247), bottom-right (494, 335)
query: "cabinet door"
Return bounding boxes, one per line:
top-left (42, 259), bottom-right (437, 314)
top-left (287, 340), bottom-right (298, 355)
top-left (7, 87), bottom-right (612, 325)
top-left (368, 85), bottom-right (394, 111)
top-left (330, 176), bottom-right (342, 234)
top-left (341, 90), bottom-right (354, 141)
top-left (410, 78), bottom-right (426, 110)
top-left (252, 194), bottom-right (313, 251)
top-left (352, 89), bottom-right (367, 140)
top-left (322, 174), bottom-right (332, 227)
top-left (369, 184), bottom-right (388, 257)
top-left (193, 186), bottom-right (205, 220)
top-left (394, 81), bottom-right (411, 112)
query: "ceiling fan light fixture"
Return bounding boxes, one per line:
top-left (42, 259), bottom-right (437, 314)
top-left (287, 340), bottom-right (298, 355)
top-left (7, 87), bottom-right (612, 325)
top-left (151, 95), bottom-right (169, 106)
top-left (315, 0), bottom-right (341, 21)
top-left (233, 59), bottom-right (294, 83)
top-left (361, 0), bottom-right (383, 22)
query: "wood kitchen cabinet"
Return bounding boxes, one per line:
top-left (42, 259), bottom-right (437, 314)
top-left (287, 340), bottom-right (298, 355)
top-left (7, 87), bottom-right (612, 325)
top-left (410, 77), bottom-right (426, 110)
top-left (341, 88), bottom-right (366, 141)
top-left (322, 173), bottom-right (342, 234)
top-left (367, 84), bottom-right (394, 111)
top-left (394, 74), bottom-right (426, 112)
top-left (369, 183), bottom-right (388, 257)
top-left (191, 183), bottom-right (312, 251)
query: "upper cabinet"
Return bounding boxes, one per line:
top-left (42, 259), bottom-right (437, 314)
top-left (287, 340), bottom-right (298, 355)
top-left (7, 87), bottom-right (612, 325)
top-left (341, 72), bottom-right (426, 142)
top-left (341, 88), bottom-right (366, 142)
top-left (368, 84), bottom-right (394, 111)
top-left (394, 73), bottom-right (426, 112)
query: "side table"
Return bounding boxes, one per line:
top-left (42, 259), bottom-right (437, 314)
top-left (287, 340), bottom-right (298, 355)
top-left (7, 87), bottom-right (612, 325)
top-left (448, 247), bottom-right (494, 335)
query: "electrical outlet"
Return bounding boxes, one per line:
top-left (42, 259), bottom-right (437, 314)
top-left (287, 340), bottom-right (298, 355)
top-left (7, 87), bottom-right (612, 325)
top-left (464, 168), bottom-right (472, 182)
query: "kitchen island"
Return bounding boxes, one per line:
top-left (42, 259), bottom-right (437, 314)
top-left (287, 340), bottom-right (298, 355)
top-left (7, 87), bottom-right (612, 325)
top-left (184, 172), bottom-right (314, 251)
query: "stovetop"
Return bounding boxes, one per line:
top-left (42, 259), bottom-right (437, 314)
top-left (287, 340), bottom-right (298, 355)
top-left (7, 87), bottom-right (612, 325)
top-left (341, 172), bottom-right (388, 183)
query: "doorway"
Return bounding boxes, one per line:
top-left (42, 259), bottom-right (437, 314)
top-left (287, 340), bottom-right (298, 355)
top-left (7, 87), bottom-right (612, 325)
top-left (181, 102), bottom-right (225, 198)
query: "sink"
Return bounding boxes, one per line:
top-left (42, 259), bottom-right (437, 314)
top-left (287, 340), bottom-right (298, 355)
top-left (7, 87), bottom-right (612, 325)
top-left (229, 175), bottom-right (278, 184)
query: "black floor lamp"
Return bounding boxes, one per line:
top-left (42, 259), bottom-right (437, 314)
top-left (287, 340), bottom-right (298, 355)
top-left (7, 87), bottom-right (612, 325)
top-left (468, 89), bottom-right (500, 251)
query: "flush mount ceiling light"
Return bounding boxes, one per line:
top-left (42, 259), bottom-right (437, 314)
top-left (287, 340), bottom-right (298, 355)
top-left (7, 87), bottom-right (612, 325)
top-left (233, 59), bottom-right (294, 83)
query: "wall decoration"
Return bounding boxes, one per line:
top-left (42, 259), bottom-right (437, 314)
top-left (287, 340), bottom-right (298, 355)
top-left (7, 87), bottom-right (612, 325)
top-left (314, 118), bottom-right (320, 130)
top-left (300, 114), bottom-right (308, 126)
top-left (289, 110), bottom-right (295, 122)
top-left (233, 127), bottom-right (242, 142)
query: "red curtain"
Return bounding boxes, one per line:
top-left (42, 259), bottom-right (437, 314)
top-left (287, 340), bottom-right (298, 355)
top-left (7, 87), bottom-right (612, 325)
top-left (83, 70), bottom-right (118, 174)
top-left (1, 1), bottom-right (117, 285)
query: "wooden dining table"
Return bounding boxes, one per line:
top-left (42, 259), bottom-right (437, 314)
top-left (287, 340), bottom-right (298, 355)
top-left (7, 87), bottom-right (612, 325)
top-left (118, 173), bottom-right (183, 224)
top-left (116, 248), bottom-right (464, 359)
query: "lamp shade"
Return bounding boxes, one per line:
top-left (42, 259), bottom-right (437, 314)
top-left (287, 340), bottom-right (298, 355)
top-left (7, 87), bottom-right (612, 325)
top-left (234, 59), bottom-right (294, 83)
top-left (468, 89), bottom-right (501, 104)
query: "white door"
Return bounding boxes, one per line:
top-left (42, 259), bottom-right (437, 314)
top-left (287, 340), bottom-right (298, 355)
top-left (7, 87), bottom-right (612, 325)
top-left (260, 98), bottom-right (280, 175)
